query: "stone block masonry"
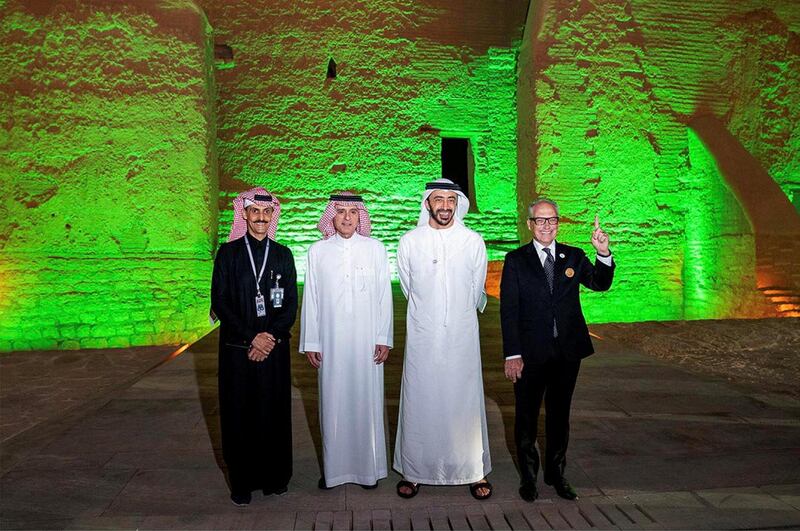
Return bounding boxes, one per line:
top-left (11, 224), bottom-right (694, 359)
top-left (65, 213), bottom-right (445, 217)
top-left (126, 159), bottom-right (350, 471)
top-left (516, 0), bottom-right (800, 323)
top-left (196, 0), bottom-right (528, 274)
top-left (0, 0), bottom-right (218, 351)
top-left (3, 0), bottom-right (799, 351)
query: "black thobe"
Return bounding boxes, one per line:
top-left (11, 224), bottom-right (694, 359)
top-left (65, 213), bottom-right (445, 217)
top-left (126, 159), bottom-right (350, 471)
top-left (211, 232), bottom-right (298, 496)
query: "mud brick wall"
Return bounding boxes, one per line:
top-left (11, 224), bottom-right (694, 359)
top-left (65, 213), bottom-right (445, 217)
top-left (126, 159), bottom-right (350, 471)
top-left (195, 0), bottom-right (529, 275)
top-left (517, 0), bottom-right (800, 323)
top-left (2, 0), bottom-right (798, 351)
top-left (0, 0), bottom-right (218, 351)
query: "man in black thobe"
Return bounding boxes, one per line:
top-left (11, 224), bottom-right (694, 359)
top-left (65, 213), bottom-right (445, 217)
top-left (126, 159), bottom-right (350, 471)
top-left (501, 199), bottom-right (615, 502)
top-left (211, 188), bottom-right (298, 506)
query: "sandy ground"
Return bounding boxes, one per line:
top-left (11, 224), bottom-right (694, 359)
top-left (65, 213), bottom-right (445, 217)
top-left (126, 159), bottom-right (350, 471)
top-left (596, 318), bottom-right (800, 397)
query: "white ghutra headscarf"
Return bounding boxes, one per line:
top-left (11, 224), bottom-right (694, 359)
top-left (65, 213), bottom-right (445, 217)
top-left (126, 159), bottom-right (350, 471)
top-left (417, 178), bottom-right (470, 227)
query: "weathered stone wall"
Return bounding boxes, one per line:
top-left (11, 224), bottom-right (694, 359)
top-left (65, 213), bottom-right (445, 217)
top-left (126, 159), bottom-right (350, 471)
top-left (3, 0), bottom-right (798, 352)
top-left (517, 0), bottom-right (800, 323)
top-left (0, 0), bottom-right (217, 351)
top-left (195, 0), bottom-right (528, 275)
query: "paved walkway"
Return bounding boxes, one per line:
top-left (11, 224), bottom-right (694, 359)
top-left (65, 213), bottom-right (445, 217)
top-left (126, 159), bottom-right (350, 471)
top-left (1, 294), bottom-right (799, 530)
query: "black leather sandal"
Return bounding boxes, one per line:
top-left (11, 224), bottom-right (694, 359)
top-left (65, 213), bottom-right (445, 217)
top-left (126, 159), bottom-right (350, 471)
top-left (469, 480), bottom-right (493, 500)
top-left (396, 479), bottom-right (420, 498)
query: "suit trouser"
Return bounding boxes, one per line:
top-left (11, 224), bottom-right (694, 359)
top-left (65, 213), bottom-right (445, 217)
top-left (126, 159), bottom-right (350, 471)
top-left (514, 357), bottom-right (581, 486)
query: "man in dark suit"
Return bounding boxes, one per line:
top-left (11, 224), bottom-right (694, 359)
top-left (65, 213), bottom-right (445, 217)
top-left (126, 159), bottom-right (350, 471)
top-left (500, 198), bottom-right (614, 502)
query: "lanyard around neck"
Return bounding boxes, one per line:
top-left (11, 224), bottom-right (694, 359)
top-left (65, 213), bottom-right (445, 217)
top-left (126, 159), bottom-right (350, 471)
top-left (244, 236), bottom-right (270, 296)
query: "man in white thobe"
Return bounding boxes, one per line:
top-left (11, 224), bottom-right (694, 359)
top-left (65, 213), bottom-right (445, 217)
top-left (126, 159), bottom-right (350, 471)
top-left (394, 179), bottom-right (493, 500)
top-left (299, 193), bottom-right (393, 489)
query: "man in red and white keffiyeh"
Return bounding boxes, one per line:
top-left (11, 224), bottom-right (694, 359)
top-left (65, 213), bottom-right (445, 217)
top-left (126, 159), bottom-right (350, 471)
top-left (316, 192), bottom-right (372, 239)
top-left (227, 187), bottom-right (282, 242)
top-left (211, 187), bottom-right (298, 506)
top-left (210, 187), bottom-right (281, 325)
top-left (299, 191), bottom-right (392, 490)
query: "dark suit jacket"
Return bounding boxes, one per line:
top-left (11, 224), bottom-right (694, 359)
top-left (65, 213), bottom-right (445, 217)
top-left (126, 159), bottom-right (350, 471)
top-left (500, 241), bottom-right (614, 364)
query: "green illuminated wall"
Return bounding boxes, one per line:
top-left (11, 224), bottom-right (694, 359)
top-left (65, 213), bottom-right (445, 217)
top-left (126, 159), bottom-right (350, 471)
top-left (2, 0), bottom-right (798, 352)
top-left (0, 0), bottom-right (217, 351)
top-left (518, 0), bottom-right (800, 323)
top-left (196, 0), bottom-right (527, 275)
top-left (683, 129), bottom-right (764, 319)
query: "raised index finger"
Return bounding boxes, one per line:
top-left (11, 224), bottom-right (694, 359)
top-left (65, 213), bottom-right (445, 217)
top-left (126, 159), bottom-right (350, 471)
top-left (594, 214), bottom-right (600, 230)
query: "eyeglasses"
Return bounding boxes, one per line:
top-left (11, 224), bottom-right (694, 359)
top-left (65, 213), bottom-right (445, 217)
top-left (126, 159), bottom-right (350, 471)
top-left (528, 217), bottom-right (559, 226)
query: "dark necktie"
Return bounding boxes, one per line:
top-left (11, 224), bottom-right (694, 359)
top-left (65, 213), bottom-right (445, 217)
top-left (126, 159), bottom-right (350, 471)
top-left (543, 247), bottom-right (555, 293)
top-left (543, 247), bottom-right (558, 337)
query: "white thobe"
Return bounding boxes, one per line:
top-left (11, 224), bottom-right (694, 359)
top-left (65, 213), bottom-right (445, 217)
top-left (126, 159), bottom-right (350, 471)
top-left (393, 223), bottom-right (491, 484)
top-left (299, 233), bottom-right (393, 487)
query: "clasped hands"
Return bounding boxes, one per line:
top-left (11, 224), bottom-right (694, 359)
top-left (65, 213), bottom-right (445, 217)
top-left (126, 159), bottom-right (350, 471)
top-left (306, 344), bottom-right (390, 369)
top-left (248, 331), bottom-right (278, 362)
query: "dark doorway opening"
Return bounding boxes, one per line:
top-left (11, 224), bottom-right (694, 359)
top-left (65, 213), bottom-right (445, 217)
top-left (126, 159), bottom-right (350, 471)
top-left (440, 137), bottom-right (477, 211)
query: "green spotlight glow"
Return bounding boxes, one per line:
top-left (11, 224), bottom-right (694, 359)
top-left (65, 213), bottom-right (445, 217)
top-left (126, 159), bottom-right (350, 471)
top-left (0, 2), bottom-right (216, 351)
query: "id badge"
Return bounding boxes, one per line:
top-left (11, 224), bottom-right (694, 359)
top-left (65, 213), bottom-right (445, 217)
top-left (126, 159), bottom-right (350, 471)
top-left (270, 287), bottom-right (284, 308)
top-left (255, 294), bottom-right (267, 317)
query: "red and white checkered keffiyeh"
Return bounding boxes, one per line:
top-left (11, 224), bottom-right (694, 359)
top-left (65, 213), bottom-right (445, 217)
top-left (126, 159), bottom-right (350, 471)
top-left (317, 192), bottom-right (372, 239)
top-left (227, 187), bottom-right (282, 242)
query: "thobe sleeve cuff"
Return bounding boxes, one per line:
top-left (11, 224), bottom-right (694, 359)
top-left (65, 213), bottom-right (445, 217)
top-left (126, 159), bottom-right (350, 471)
top-left (596, 253), bottom-right (613, 267)
top-left (376, 336), bottom-right (392, 348)
top-left (505, 355), bottom-right (522, 360)
top-left (300, 343), bottom-right (321, 353)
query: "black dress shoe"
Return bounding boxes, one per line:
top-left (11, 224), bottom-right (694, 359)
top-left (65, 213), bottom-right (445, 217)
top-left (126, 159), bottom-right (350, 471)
top-left (230, 491), bottom-right (252, 506)
top-left (263, 485), bottom-right (288, 496)
top-left (518, 483), bottom-right (538, 502)
top-left (545, 477), bottom-right (578, 500)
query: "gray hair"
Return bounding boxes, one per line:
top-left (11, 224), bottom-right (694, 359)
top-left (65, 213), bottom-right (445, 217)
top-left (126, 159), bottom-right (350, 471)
top-left (527, 198), bottom-right (559, 217)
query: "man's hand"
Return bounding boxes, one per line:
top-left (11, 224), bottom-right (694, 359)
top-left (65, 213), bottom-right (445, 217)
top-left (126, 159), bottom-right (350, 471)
top-left (504, 358), bottom-right (524, 383)
top-left (248, 345), bottom-right (268, 362)
top-left (306, 351), bottom-right (322, 369)
top-left (590, 214), bottom-right (610, 255)
top-left (374, 344), bottom-right (390, 365)
top-left (249, 332), bottom-right (277, 362)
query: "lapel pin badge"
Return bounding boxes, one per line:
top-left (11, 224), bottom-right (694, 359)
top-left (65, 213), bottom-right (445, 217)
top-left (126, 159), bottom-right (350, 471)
top-left (559, 253), bottom-right (565, 259)
top-left (565, 267), bottom-right (575, 278)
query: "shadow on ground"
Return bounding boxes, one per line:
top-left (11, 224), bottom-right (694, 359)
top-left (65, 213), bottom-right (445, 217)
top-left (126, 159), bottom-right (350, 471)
top-left (1, 289), bottom-right (798, 530)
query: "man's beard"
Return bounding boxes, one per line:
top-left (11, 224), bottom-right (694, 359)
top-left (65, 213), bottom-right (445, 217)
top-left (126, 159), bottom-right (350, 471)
top-left (428, 207), bottom-right (454, 226)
